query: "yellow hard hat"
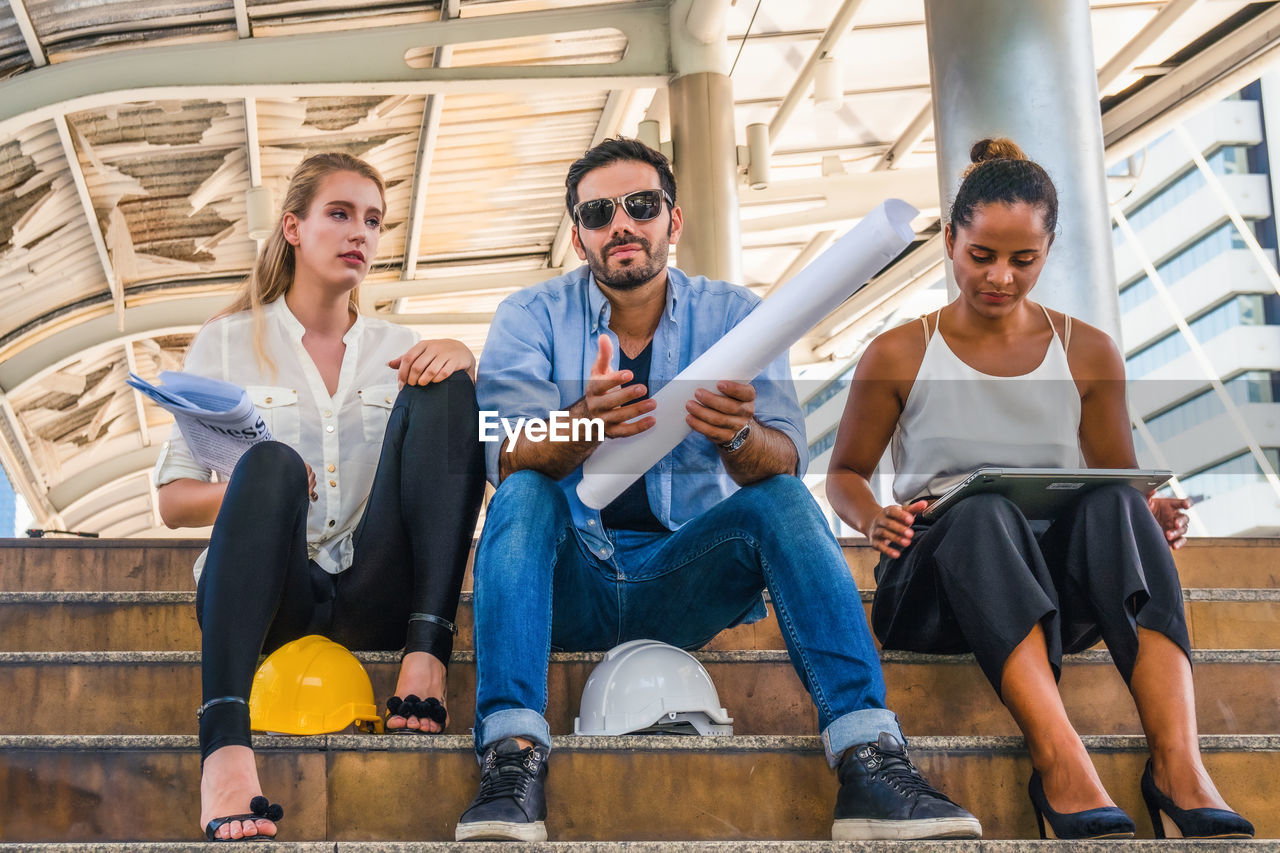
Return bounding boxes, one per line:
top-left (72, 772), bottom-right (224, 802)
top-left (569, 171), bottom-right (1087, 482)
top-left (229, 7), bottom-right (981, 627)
top-left (249, 635), bottom-right (384, 735)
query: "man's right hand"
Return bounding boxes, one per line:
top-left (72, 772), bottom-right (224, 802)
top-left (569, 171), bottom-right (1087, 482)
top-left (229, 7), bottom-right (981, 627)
top-left (577, 335), bottom-right (657, 438)
top-left (498, 335), bottom-right (657, 482)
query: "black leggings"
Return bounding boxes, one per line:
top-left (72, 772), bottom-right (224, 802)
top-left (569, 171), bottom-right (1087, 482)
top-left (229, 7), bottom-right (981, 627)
top-left (871, 484), bottom-right (1191, 696)
top-left (196, 373), bottom-right (485, 760)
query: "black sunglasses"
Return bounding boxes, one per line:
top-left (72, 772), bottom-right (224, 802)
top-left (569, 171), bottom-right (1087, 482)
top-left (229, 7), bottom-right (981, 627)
top-left (573, 189), bottom-right (673, 230)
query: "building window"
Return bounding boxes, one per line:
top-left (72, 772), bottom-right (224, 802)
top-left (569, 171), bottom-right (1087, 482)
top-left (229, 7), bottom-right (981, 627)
top-left (1126, 294), bottom-right (1269, 377)
top-left (1112, 143), bottom-right (1257, 248)
top-left (1142, 371), bottom-right (1280, 443)
top-left (808, 425), bottom-right (840, 459)
top-left (803, 362), bottom-right (857, 416)
top-left (1118, 223), bottom-right (1251, 313)
top-left (1176, 448), bottom-right (1280, 502)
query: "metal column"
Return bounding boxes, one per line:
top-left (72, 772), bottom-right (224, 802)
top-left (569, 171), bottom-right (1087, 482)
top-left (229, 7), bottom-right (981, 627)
top-left (669, 71), bottom-right (743, 284)
top-left (924, 0), bottom-right (1120, 341)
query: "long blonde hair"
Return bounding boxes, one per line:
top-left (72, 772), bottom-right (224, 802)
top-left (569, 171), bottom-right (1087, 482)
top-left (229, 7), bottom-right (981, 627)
top-left (222, 152), bottom-right (387, 373)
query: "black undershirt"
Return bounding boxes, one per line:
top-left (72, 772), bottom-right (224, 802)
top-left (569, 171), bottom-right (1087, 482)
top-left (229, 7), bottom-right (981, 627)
top-left (600, 340), bottom-right (666, 532)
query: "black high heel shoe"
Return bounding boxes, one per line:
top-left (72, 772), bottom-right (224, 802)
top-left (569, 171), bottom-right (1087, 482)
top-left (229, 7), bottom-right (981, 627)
top-left (1028, 771), bottom-right (1135, 839)
top-left (1141, 759), bottom-right (1253, 839)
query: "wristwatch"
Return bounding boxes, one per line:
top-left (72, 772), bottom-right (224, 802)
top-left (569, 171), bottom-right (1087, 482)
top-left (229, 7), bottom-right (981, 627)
top-left (720, 422), bottom-right (752, 453)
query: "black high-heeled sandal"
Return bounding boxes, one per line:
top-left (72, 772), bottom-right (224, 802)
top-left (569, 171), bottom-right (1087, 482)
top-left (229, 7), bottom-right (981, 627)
top-left (1028, 771), bottom-right (1134, 839)
top-left (204, 795), bottom-right (285, 842)
top-left (1141, 759), bottom-right (1254, 838)
top-left (197, 697), bottom-right (285, 842)
top-left (387, 614), bottom-right (454, 733)
top-left (384, 694), bottom-right (447, 733)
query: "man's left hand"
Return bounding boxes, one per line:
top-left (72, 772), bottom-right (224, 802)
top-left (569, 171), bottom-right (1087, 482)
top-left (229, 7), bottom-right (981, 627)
top-left (686, 380), bottom-right (755, 446)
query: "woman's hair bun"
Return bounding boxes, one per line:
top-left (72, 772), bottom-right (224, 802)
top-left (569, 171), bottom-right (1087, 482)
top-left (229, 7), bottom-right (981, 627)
top-left (969, 137), bottom-right (1026, 164)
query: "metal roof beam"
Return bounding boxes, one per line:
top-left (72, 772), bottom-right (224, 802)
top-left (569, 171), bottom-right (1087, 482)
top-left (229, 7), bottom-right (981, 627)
top-left (53, 115), bottom-right (124, 331)
top-left (0, 394), bottom-right (59, 525)
top-left (121, 341), bottom-right (151, 448)
top-left (1097, 0), bottom-right (1201, 93)
top-left (0, 296), bottom-right (224, 395)
top-left (767, 0), bottom-right (866, 152)
top-left (872, 101), bottom-right (932, 171)
top-left (233, 0), bottom-right (251, 39)
top-left (550, 89), bottom-right (631, 269)
top-left (0, 1), bottom-right (672, 139)
top-left (46, 445), bottom-right (161, 513)
top-left (244, 96), bottom-right (263, 187)
top-left (0, 289), bottom-right (498, 395)
top-left (1103, 2), bottom-right (1280, 163)
top-left (805, 232), bottom-right (946, 362)
top-left (764, 231), bottom-right (834, 298)
top-left (739, 167), bottom-right (939, 232)
top-left (367, 268), bottom-right (556, 301)
top-left (383, 313), bottom-right (493, 326)
top-left (399, 0), bottom-right (460, 288)
top-left (9, 0), bottom-right (47, 68)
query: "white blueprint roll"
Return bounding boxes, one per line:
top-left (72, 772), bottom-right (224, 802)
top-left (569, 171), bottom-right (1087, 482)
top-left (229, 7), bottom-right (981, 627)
top-left (577, 198), bottom-right (919, 509)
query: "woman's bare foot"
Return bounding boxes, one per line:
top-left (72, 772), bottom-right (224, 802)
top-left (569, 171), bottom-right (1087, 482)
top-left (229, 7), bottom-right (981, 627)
top-left (199, 745), bottom-right (277, 840)
top-left (387, 650), bottom-right (449, 733)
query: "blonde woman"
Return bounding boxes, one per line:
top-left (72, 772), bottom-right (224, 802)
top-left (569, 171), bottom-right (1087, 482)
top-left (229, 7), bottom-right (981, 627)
top-left (156, 153), bottom-right (485, 841)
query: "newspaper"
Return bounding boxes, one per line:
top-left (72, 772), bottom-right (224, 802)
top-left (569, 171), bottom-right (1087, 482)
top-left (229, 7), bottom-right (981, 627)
top-left (127, 371), bottom-right (272, 478)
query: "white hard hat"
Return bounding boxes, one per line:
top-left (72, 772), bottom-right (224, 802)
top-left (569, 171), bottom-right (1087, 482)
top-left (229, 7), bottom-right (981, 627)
top-left (573, 639), bottom-right (734, 736)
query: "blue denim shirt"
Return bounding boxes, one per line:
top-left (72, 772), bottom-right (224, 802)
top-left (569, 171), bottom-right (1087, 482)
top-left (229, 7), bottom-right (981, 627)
top-left (477, 264), bottom-right (809, 560)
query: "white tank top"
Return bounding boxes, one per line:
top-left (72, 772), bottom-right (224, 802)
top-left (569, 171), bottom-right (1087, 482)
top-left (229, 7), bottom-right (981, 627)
top-left (890, 304), bottom-right (1084, 504)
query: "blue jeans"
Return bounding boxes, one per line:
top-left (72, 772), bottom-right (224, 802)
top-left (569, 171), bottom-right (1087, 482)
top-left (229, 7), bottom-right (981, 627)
top-left (472, 470), bottom-right (898, 767)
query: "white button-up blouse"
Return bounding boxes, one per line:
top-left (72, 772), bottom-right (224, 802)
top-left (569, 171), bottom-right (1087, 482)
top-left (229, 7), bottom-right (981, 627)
top-left (155, 297), bottom-right (418, 581)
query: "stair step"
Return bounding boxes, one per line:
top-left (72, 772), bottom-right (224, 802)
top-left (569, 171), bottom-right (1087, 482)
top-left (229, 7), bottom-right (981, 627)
top-left (0, 844), bottom-right (1265, 852)
top-left (0, 649), bottom-right (1275, 738)
top-left (1, 537), bottom-right (1274, 592)
top-left (0, 734), bottom-right (1274, 842)
top-left (2, 589), bottom-right (1276, 652)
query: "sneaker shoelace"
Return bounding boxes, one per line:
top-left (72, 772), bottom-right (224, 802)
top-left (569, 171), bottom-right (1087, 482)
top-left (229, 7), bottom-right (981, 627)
top-left (872, 746), bottom-right (955, 803)
top-left (473, 746), bottom-right (539, 805)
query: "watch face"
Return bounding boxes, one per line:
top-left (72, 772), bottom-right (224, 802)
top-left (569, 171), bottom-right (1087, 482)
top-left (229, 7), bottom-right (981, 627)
top-left (722, 423), bottom-right (750, 451)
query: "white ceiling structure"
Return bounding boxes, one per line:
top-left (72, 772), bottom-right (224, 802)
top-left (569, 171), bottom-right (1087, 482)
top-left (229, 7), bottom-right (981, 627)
top-left (0, 0), bottom-right (1278, 537)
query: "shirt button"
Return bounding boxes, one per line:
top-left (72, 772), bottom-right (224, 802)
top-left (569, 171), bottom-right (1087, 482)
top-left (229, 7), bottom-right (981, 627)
top-left (326, 425), bottom-right (335, 433)
top-left (327, 520), bottom-right (335, 527)
top-left (323, 409), bottom-right (332, 418)
top-left (329, 480), bottom-right (337, 488)
top-left (327, 464), bottom-right (335, 473)
top-left (587, 519), bottom-right (595, 527)
top-left (264, 396), bottom-right (273, 404)
top-left (385, 395), bottom-right (393, 403)
top-left (599, 548), bottom-right (607, 556)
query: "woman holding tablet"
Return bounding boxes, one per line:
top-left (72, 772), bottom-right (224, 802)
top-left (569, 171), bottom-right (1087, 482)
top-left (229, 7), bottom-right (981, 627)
top-left (156, 153), bottom-right (485, 840)
top-left (826, 139), bottom-right (1251, 840)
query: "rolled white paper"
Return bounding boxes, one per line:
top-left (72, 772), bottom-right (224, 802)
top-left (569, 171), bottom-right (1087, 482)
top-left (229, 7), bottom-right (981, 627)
top-left (577, 198), bottom-right (919, 509)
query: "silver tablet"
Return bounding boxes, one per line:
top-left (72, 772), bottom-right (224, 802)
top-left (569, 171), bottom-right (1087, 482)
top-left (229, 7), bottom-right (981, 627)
top-left (919, 467), bottom-right (1174, 521)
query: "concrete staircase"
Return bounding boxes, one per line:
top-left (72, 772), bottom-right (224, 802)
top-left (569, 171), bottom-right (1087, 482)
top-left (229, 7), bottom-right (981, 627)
top-left (0, 537), bottom-right (1275, 845)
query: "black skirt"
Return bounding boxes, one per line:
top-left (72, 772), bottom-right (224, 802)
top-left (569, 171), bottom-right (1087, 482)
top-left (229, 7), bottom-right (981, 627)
top-left (871, 483), bottom-right (1191, 695)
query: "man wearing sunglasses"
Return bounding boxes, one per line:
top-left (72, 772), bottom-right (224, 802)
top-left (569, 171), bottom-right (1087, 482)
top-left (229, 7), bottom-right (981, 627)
top-left (459, 138), bottom-right (980, 843)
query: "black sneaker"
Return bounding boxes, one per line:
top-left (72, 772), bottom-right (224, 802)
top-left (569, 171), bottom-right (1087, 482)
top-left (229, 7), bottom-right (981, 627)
top-left (455, 738), bottom-right (549, 841)
top-left (832, 731), bottom-right (982, 840)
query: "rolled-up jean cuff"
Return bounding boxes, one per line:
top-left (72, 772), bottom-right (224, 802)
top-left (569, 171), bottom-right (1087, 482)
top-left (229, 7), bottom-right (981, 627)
top-left (474, 708), bottom-right (551, 761)
top-left (821, 708), bottom-right (903, 768)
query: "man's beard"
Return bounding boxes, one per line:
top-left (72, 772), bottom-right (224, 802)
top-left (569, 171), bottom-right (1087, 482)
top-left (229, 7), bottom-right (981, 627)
top-left (588, 232), bottom-right (669, 291)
